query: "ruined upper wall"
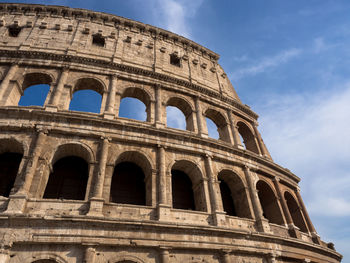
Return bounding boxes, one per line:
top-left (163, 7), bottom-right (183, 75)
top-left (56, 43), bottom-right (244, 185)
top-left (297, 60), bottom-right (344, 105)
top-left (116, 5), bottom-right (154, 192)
top-left (0, 3), bottom-right (241, 102)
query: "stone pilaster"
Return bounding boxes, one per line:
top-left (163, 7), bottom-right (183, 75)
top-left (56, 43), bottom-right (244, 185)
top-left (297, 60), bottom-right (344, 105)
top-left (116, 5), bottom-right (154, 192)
top-left (273, 178), bottom-right (300, 238)
top-left (221, 250), bottom-right (231, 263)
top-left (195, 96), bottom-right (207, 137)
top-left (0, 64), bottom-right (18, 102)
top-left (82, 245), bottom-right (96, 263)
top-left (243, 165), bottom-right (270, 232)
top-left (6, 127), bottom-right (48, 214)
top-left (204, 154), bottom-right (226, 226)
top-left (157, 145), bottom-right (171, 221)
top-left (104, 74), bottom-right (118, 119)
top-left (47, 67), bottom-right (69, 111)
top-left (253, 121), bottom-right (271, 158)
top-left (159, 247), bottom-right (170, 263)
top-left (155, 84), bottom-right (164, 128)
top-left (87, 137), bottom-right (110, 216)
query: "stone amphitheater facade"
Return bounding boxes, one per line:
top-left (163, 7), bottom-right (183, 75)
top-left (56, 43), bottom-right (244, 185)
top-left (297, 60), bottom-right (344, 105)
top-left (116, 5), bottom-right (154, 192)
top-left (0, 3), bottom-right (342, 263)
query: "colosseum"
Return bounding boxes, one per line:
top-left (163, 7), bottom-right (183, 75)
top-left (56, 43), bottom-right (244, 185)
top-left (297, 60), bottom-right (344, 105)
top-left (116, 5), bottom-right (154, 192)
top-left (0, 3), bottom-right (343, 263)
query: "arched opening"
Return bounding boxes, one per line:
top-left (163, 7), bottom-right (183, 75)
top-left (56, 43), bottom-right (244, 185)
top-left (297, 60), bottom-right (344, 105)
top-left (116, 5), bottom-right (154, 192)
top-left (18, 84), bottom-right (50, 107)
top-left (119, 87), bottom-right (151, 122)
top-left (32, 260), bottom-right (59, 263)
top-left (43, 156), bottom-right (89, 200)
top-left (166, 97), bottom-right (194, 131)
top-left (219, 180), bottom-right (236, 216)
top-left (256, 180), bottom-right (284, 225)
top-left (119, 97), bottom-right (147, 121)
top-left (92, 33), bottom-right (105, 47)
top-left (218, 170), bottom-right (252, 218)
top-left (110, 151), bottom-right (152, 206)
top-left (205, 109), bottom-right (231, 142)
top-left (172, 170), bottom-right (195, 210)
top-left (110, 162), bottom-right (146, 205)
top-left (237, 121), bottom-right (259, 154)
top-left (206, 117), bottom-right (219, 139)
top-left (0, 153), bottom-right (22, 197)
top-left (69, 90), bottom-right (102, 113)
top-left (171, 160), bottom-right (206, 212)
top-left (285, 191), bottom-right (309, 233)
top-left (69, 78), bottom-right (104, 113)
top-left (17, 73), bottom-right (52, 107)
top-left (0, 139), bottom-right (24, 197)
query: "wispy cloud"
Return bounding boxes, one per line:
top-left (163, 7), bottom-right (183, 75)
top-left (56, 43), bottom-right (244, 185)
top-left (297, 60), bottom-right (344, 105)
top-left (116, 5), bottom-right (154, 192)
top-left (231, 48), bottom-right (301, 80)
top-left (257, 83), bottom-right (350, 216)
top-left (152, 0), bottom-right (203, 38)
top-left (256, 82), bottom-right (350, 250)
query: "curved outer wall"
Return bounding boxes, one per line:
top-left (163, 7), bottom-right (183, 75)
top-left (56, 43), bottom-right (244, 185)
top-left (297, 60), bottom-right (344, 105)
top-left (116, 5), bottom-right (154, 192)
top-left (0, 3), bottom-right (342, 263)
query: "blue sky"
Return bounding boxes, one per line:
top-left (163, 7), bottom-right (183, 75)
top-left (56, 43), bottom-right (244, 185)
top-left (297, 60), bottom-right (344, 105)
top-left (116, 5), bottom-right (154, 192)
top-left (6, 0), bottom-right (350, 260)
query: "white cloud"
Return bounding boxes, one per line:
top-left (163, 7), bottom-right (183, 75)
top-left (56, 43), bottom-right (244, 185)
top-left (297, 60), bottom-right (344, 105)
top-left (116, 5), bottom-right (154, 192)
top-left (166, 106), bottom-right (186, 130)
top-left (231, 48), bottom-right (301, 80)
top-left (256, 84), bottom-right (350, 218)
top-left (152, 0), bottom-right (203, 38)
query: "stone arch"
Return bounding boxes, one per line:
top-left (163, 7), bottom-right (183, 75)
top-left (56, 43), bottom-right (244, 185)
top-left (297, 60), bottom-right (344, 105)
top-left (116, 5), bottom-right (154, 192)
top-left (43, 142), bottom-right (94, 200)
top-left (218, 169), bottom-right (253, 218)
top-left (204, 108), bottom-right (231, 142)
top-left (166, 96), bottom-right (195, 131)
top-left (170, 159), bottom-right (207, 212)
top-left (24, 253), bottom-right (67, 263)
top-left (256, 180), bottom-right (285, 225)
top-left (69, 77), bottom-right (105, 113)
top-left (8, 72), bottom-right (53, 107)
top-left (110, 151), bottom-right (153, 206)
top-left (108, 254), bottom-right (145, 263)
top-left (21, 72), bottom-right (54, 91)
top-left (51, 142), bottom-right (95, 165)
top-left (236, 121), bottom-right (259, 154)
top-left (0, 138), bottom-right (24, 197)
top-left (119, 86), bottom-right (152, 121)
top-left (284, 191), bottom-right (309, 233)
top-left (72, 76), bottom-right (106, 94)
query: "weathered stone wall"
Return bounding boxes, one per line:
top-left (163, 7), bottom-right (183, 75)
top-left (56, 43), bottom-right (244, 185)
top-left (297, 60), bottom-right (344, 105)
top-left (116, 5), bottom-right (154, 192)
top-left (0, 3), bottom-right (342, 263)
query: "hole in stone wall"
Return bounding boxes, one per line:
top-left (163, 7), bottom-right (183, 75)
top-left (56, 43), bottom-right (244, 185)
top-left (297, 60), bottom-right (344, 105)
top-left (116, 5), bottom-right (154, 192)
top-left (69, 89), bottom-right (102, 113)
top-left (170, 54), bottom-right (181, 67)
top-left (256, 180), bottom-right (284, 225)
top-left (0, 153), bottom-right (22, 197)
top-left (220, 180), bottom-right (237, 216)
top-left (8, 26), bottom-right (21, 37)
top-left (18, 84), bottom-right (50, 107)
top-left (166, 106), bottom-right (186, 130)
top-left (92, 33), bottom-right (105, 47)
top-left (43, 156), bottom-right (88, 200)
top-left (119, 97), bottom-right (147, 121)
top-left (237, 121), bottom-right (259, 154)
top-left (110, 162), bottom-right (146, 205)
top-left (285, 192), bottom-right (309, 233)
top-left (171, 169), bottom-right (195, 210)
top-left (206, 117), bottom-right (219, 139)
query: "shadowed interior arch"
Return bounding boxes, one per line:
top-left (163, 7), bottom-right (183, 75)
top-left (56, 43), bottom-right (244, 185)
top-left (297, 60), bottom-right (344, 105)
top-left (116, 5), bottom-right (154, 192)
top-left (237, 121), bottom-right (259, 154)
top-left (256, 180), bottom-right (284, 225)
top-left (218, 170), bottom-right (252, 218)
top-left (0, 139), bottom-right (24, 197)
top-left (171, 160), bottom-right (207, 212)
top-left (110, 162), bottom-right (146, 205)
top-left (285, 191), bottom-right (309, 233)
top-left (110, 151), bottom-right (152, 206)
top-left (43, 156), bottom-right (88, 200)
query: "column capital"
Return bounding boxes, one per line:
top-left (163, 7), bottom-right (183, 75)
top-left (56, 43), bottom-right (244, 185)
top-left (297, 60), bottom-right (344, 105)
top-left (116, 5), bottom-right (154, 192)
top-left (110, 73), bottom-right (118, 79)
top-left (35, 126), bottom-right (49, 135)
top-left (154, 83), bottom-right (162, 89)
top-left (61, 65), bottom-right (70, 72)
top-left (100, 136), bottom-right (112, 142)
